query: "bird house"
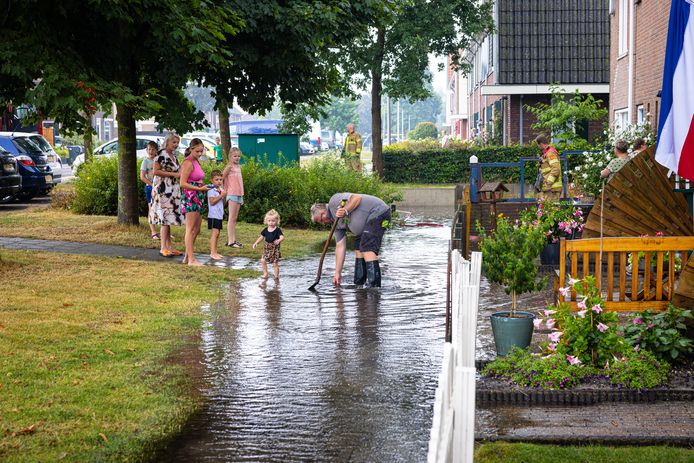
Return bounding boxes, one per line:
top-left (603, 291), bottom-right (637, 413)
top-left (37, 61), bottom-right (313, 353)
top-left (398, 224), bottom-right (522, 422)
top-left (478, 182), bottom-right (508, 202)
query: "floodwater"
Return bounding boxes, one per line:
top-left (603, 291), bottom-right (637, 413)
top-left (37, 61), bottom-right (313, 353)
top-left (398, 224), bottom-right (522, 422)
top-left (160, 209), bottom-right (552, 462)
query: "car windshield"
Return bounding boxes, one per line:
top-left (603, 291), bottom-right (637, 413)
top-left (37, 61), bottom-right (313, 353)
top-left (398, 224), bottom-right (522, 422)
top-left (28, 135), bottom-right (52, 152)
top-left (12, 137), bottom-right (43, 155)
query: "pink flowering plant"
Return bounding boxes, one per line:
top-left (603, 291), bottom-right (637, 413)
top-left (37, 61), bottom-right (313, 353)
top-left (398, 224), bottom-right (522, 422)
top-left (519, 198), bottom-right (585, 244)
top-left (537, 276), bottom-right (622, 367)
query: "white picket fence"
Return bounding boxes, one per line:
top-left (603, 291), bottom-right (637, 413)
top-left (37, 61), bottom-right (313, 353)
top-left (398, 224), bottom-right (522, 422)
top-left (427, 250), bottom-right (482, 463)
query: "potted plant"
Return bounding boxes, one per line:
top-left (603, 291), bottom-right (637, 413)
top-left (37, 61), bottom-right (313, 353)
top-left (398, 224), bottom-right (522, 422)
top-left (520, 199), bottom-right (585, 265)
top-left (479, 216), bottom-right (547, 356)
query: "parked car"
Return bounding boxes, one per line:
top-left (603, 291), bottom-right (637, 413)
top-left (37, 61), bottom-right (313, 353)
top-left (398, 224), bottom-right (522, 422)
top-left (0, 147), bottom-right (21, 202)
top-left (6, 132), bottom-right (61, 186)
top-left (299, 141), bottom-right (315, 155)
top-left (0, 133), bottom-right (53, 199)
top-left (179, 135), bottom-right (216, 160)
top-left (72, 135), bottom-right (164, 174)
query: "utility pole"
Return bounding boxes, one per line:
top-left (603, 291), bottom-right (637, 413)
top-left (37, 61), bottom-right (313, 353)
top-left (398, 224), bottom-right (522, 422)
top-left (386, 96), bottom-right (391, 146)
top-left (396, 98), bottom-right (401, 142)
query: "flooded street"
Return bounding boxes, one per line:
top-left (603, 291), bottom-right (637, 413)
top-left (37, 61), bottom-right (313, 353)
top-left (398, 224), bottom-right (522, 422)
top-left (161, 209), bottom-right (553, 462)
top-left (162, 212), bottom-right (453, 462)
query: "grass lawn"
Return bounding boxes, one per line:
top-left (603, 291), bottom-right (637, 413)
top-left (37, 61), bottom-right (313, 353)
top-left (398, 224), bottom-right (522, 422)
top-left (0, 249), bottom-right (255, 462)
top-left (0, 208), bottom-right (328, 259)
top-left (475, 442), bottom-right (694, 462)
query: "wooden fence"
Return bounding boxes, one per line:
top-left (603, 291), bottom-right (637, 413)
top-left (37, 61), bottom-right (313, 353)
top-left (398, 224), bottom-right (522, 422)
top-left (428, 251), bottom-right (482, 463)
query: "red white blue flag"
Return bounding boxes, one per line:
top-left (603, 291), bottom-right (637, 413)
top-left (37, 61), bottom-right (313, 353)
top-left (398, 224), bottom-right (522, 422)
top-left (656, 0), bottom-right (694, 181)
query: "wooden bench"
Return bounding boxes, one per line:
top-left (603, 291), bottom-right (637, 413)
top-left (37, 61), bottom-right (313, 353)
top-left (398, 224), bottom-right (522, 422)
top-left (554, 236), bottom-right (694, 311)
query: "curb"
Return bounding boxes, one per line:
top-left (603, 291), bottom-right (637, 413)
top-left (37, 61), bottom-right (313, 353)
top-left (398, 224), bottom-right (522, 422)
top-left (476, 387), bottom-right (694, 406)
top-left (475, 435), bottom-right (694, 446)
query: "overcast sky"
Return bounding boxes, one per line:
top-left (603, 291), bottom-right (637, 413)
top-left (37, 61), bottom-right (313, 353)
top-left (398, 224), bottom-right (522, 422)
top-left (430, 55), bottom-right (449, 103)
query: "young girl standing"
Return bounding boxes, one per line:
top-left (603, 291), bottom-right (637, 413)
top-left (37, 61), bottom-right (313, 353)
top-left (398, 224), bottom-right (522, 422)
top-left (252, 209), bottom-right (285, 279)
top-left (223, 147), bottom-right (244, 248)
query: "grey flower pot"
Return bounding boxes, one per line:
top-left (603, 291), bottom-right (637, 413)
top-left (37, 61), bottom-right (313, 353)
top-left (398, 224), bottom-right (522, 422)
top-left (490, 311), bottom-right (535, 357)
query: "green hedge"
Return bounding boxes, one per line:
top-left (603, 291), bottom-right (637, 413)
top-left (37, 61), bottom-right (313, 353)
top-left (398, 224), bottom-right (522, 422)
top-left (72, 155), bottom-right (401, 226)
top-left (383, 144), bottom-right (586, 184)
top-left (383, 145), bottom-right (540, 183)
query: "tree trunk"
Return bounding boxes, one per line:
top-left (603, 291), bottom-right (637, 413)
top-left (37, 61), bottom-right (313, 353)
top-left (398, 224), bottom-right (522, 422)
top-left (83, 119), bottom-right (93, 164)
top-left (218, 96), bottom-right (230, 163)
top-left (370, 27), bottom-right (386, 178)
top-left (116, 103), bottom-right (139, 225)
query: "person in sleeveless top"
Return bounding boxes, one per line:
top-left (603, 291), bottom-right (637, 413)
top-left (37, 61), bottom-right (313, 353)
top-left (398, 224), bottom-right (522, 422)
top-left (223, 146), bottom-right (245, 248)
top-left (179, 138), bottom-right (211, 266)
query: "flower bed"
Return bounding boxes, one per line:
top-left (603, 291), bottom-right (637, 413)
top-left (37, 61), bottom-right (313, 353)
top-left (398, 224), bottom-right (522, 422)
top-left (482, 276), bottom-right (693, 391)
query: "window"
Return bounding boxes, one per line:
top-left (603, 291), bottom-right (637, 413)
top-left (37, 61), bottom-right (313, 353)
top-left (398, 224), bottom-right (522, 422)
top-left (614, 108), bottom-right (629, 132)
top-left (619, 0), bottom-right (628, 56)
top-left (99, 141), bottom-right (118, 155)
top-left (637, 105), bottom-right (645, 125)
top-left (136, 139), bottom-right (151, 151)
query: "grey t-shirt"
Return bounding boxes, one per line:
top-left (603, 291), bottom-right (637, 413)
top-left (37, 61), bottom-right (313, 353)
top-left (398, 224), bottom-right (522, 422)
top-left (328, 193), bottom-right (389, 242)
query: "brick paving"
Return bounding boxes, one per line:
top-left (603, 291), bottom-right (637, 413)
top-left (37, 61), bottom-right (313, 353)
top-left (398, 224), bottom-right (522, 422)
top-left (0, 236), bottom-right (252, 270)
top-left (476, 401), bottom-right (694, 444)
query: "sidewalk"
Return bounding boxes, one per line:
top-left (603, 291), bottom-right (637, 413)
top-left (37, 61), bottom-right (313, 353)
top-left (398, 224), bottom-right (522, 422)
top-left (0, 236), bottom-right (252, 269)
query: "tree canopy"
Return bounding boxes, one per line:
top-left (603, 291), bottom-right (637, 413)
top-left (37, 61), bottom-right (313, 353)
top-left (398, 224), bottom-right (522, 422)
top-left (321, 96), bottom-right (360, 133)
top-left (1, 1), bottom-right (378, 223)
top-left (338, 0), bottom-right (493, 176)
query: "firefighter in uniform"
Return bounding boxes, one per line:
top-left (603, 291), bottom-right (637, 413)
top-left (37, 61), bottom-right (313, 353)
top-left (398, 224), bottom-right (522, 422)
top-left (535, 134), bottom-right (562, 202)
top-left (342, 123), bottom-right (362, 172)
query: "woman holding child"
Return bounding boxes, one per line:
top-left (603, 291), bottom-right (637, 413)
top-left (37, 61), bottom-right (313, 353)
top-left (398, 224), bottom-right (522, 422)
top-left (179, 138), bottom-right (211, 266)
top-left (150, 133), bottom-right (184, 258)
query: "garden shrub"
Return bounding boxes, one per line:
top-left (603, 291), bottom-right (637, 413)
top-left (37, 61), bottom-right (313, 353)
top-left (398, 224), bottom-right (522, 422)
top-left (383, 144), bottom-right (541, 184)
top-left (622, 305), bottom-right (693, 363)
top-left (383, 143), bottom-right (589, 185)
top-left (408, 121), bottom-right (438, 140)
top-left (608, 350), bottom-right (669, 389)
top-left (72, 157), bottom-right (150, 216)
top-left (239, 154), bottom-right (401, 226)
top-left (70, 154), bottom-right (400, 227)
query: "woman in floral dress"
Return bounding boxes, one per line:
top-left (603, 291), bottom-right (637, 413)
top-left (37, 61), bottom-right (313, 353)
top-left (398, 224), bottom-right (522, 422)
top-left (150, 133), bottom-right (184, 257)
top-left (179, 138), bottom-right (211, 266)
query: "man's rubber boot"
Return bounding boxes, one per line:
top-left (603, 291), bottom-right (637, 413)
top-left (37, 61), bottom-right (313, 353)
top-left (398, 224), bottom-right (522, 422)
top-left (365, 260), bottom-right (381, 288)
top-left (354, 257), bottom-right (367, 285)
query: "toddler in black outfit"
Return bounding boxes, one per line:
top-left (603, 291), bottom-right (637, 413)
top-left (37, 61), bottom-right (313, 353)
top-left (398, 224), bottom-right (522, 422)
top-left (252, 209), bottom-right (285, 278)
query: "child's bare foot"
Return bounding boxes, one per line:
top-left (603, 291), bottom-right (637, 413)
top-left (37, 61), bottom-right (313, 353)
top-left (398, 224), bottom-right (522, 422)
top-left (210, 253), bottom-right (224, 260)
top-left (187, 260), bottom-right (204, 267)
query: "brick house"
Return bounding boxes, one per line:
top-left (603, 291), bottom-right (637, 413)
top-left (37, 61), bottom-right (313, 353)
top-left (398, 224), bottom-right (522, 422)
top-left (449, 0), bottom-right (611, 145)
top-left (609, 0), bottom-right (670, 129)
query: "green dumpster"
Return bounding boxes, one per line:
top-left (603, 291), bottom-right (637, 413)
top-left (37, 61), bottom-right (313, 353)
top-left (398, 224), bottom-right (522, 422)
top-left (238, 134), bottom-right (299, 166)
